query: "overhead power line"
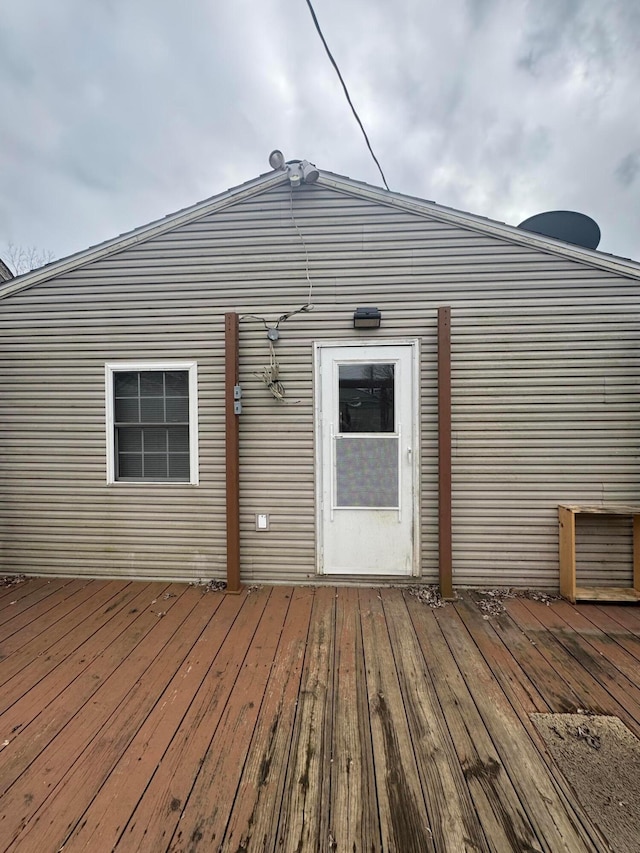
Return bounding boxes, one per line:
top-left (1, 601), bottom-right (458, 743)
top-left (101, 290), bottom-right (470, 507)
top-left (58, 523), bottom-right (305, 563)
top-left (303, 0), bottom-right (390, 191)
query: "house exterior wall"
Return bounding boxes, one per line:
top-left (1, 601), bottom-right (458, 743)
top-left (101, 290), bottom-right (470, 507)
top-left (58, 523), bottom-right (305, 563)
top-left (0, 180), bottom-right (638, 588)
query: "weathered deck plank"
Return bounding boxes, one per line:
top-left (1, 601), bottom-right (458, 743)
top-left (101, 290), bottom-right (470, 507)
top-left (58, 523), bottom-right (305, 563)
top-left (0, 577), bottom-right (72, 628)
top-left (360, 587), bottom-right (435, 853)
top-left (0, 581), bottom-right (156, 719)
top-left (0, 582), bottom-right (166, 794)
top-left (222, 587), bottom-right (314, 852)
top-left (0, 578), bottom-right (91, 646)
top-left (0, 580), bottom-right (129, 686)
top-left (435, 603), bottom-right (603, 852)
top-left (0, 576), bottom-right (54, 605)
top-left (65, 590), bottom-right (242, 851)
top-left (383, 590), bottom-right (489, 852)
top-left (276, 585), bottom-right (335, 853)
top-left (453, 595), bottom-right (549, 716)
top-left (116, 586), bottom-right (270, 851)
top-left (7, 585), bottom-right (213, 852)
top-left (328, 586), bottom-right (380, 852)
top-left (478, 595), bottom-right (585, 714)
top-left (406, 593), bottom-right (543, 852)
top-left (169, 587), bottom-right (294, 851)
top-left (0, 580), bottom-right (638, 853)
top-left (453, 596), bottom-right (612, 852)
top-left (0, 583), bottom-right (191, 847)
top-left (574, 603), bottom-right (640, 663)
top-left (507, 599), bottom-right (640, 736)
top-left (600, 603), bottom-right (640, 634)
top-left (536, 600), bottom-right (640, 701)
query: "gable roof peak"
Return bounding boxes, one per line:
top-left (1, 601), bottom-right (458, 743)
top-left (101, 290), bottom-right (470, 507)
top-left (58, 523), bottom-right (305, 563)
top-left (2, 163), bottom-right (640, 300)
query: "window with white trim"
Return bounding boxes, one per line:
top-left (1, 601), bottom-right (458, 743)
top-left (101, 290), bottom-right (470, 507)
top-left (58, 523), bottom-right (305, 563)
top-left (105, 362), bottom-right (198, 484)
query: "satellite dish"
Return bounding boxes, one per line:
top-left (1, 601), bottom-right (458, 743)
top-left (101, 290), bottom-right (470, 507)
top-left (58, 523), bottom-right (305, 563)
top-left (268, 149), bottom-right (286, 170)
top-left (517, 211), bottom-right (600, 250)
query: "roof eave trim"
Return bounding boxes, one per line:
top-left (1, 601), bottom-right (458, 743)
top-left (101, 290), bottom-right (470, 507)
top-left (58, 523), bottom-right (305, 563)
top-left (317, 173), bottom-right (640, 281)
top-left (0, 171), bottom-right (288, 300)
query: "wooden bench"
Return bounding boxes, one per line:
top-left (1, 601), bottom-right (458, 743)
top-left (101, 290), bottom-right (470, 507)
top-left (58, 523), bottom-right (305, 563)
top-left (558, 504), bottom-right (640, 603)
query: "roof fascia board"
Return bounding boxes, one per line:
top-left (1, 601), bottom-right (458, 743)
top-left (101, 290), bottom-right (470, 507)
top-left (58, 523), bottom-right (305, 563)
top-left (0, 171), bottom-right (287, 300)
top-left (4, 166), bottom-right (639, 301)
top-left (0, 258), bottom-right (13, 282)
top-left (317, 173), bottom-right (640, 281)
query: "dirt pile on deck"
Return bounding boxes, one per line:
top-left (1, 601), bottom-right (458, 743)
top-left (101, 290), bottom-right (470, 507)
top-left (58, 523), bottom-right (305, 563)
top-left (533, 713), bottom-right (640, 853)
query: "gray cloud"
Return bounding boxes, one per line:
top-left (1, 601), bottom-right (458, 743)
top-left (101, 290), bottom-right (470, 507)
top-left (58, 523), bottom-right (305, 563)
top-left (1, 0), bottom-right (639, 264)
top-left (616, 151), bottom-right (640, 187)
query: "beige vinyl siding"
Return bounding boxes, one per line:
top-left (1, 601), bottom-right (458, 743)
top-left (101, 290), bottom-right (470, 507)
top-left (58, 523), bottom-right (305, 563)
top-left (1, 180), bottom-right (639, 587)
top-left (573, 514), bottom-right (634, 588)
top-left (451, 311), bottom-right (638, 586)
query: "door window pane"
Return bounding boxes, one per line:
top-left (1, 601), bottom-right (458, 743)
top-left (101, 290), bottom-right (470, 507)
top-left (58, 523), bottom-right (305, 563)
top-left (339, 363), bottom-right (394, 433)
top-left (336, 436), bottom-right (398, 507)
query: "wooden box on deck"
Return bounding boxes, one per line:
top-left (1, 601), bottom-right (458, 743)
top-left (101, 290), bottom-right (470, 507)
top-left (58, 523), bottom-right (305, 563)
top-left (558, 504), bottom-right (640, 603)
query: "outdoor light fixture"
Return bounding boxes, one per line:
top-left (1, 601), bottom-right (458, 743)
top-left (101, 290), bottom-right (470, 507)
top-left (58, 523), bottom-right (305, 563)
top-left (268, 149), bottom-right (286, 170)
top-left (353, 306), bottom-right (382, 329)
top-left (300, 160), bottom-right (319, 183)
top-left (288, 169), bottom-right (302, 187)
top-left (269, 153), bottom-right (319, 187)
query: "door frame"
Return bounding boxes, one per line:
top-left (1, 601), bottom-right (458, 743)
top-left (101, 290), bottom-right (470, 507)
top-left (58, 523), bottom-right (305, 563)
top-left (313, 338), bottom-right (421, 577)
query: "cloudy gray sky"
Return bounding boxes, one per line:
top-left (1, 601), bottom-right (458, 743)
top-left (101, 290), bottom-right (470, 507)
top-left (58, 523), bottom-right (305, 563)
top-left (1, 0), bottom-right (639, 269)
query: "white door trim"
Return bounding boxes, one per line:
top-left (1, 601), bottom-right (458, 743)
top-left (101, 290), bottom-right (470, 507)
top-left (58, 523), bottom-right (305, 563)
top-left (314, 338), bottom-right (421, 577)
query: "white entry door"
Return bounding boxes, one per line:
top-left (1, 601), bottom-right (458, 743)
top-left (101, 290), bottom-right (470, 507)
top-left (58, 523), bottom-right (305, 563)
top-left (316, 342), bottom-right (419, 576)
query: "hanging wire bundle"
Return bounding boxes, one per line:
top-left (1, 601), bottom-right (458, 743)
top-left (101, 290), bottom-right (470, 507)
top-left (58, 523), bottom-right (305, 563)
top-left (258, 338), bottom-right (286, 401)
top-left (240, 184), bottom-right (314, 402)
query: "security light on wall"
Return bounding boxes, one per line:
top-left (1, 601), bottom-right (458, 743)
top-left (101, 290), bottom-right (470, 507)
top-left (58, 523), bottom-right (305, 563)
top-left (353, 306), bottom-right (382, 328)
top-left (269, 151), bottom-right (319, 186)
top-left (300, 160), bottom-right (319, 183)
top-left (269, 149), bottom-right (286, 170)
top-left (288, 166), bottom-right (302, 187)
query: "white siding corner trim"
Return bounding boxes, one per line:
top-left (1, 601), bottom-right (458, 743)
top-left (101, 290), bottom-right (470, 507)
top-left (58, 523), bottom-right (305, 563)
top-left (105, 361), bottom-right (199, 486)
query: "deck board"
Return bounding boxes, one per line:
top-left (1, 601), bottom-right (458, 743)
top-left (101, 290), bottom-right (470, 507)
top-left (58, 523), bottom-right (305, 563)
top-left (0, 577), bottom-right (72, 628)
top-left (1, 579), bottom-right (638, 852)
top-left (119, 587), bottom-right (270, 851)
top-left (573, 603), bottom-right (640, 663)
top-left (7, 585), bottom-right (211, 851)
top-left (223, 587), bottom-right (314, 852)
top-left (406, 593), bottom-right (543, 852)
top-left (534, 600), bottom-right (640, 704)
top-left (276, 586), bottom-right (335, 852)
top-left (0, 581), bottom-right (130, 686)
top-left (360, 588), bottom-right (435, 853)
top-left (434, 603), bottom-right (603, 852)
top-left (507, 598), bottom-right (640, 737)
top-left (383, 590), bottom-right (489, 852)
top-left (66, 590), bottom-right (242, 851)
top-left (328, 587), bottom-right (380, 852)
top-left (170, 586), bottom-right (293, 851)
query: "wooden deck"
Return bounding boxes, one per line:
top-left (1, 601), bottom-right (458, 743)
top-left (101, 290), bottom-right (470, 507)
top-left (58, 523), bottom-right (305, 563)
top-left (0, 578), bottom-right (639, 852)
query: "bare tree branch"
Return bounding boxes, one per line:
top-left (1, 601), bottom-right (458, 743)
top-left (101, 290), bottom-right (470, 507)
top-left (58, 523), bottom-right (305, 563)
top-left (4, 241), bottom-right (55, 275)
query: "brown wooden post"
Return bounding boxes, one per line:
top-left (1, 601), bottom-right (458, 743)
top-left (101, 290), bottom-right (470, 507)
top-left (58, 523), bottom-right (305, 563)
top-left (438, 306), bottom-right (453, 599)
top-left (633, 514), bottom-right (640, 598)
top-left (225, 312), bottom-right (242, 593)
